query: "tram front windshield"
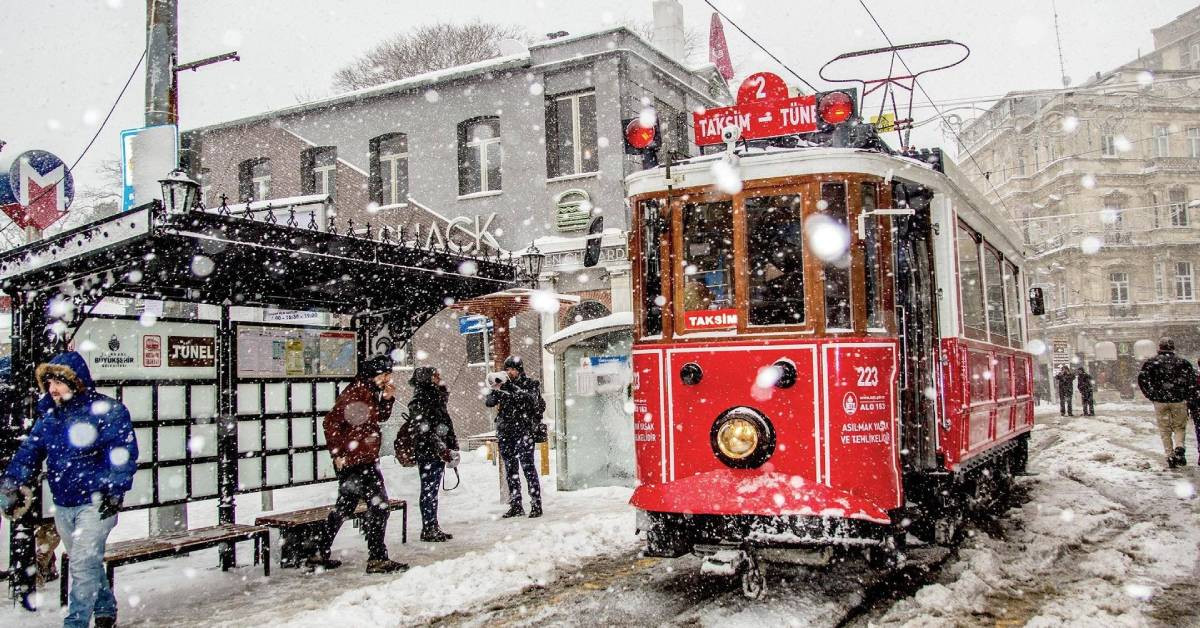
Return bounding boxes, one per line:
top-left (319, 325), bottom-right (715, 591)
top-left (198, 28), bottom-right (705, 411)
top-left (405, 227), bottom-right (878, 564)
top-left (746, 194), bottom-right (805, 326)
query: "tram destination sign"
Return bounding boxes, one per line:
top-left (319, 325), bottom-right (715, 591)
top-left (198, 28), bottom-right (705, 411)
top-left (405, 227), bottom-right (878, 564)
top-left (693, 72), bottom-right (818, 146)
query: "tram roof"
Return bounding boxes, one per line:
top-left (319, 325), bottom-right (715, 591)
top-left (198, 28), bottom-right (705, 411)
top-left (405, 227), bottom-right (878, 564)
top-left (625, 147), bottom-right (1026, 260)
top-left (0, 202), bottom-right (517, 318)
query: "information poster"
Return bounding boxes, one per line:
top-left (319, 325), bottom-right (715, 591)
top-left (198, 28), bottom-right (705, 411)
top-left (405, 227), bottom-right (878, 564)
top-left (236, 325), bottom-right (357, 379)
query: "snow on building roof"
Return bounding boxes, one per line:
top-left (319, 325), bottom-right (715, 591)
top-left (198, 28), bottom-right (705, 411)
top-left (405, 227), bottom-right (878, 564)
top-left (543, 311), bottom-right (633, 354)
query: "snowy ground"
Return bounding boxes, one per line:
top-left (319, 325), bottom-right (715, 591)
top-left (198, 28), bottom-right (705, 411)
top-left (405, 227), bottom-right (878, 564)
top-left (0, 450), bottom-right (635, 627)
top-left (4, 402), bottom-right (1198, 626)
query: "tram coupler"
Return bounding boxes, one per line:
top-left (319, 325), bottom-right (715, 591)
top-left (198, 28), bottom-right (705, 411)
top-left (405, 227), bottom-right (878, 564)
top-left (699, 548), bottom-right (751, 577)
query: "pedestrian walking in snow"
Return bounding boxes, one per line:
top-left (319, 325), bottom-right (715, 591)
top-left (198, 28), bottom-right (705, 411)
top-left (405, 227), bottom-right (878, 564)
top-left (1055, 365), bottom-right (1076, 416)
top-left (1136, 337), bottom-right (1198, 469)
top-left (484, 356), bottom-right (544, 518)
top-left (1189, 358), bottom-right (1200, 465)
top-left (0, 351), bottom-right (138, 628)
top-left (407, 367), bottom-right (459, 542)
top-left (1076, 366), bottom-right (1095, 416)
top-left (310, 355), bottom-right (408, 574)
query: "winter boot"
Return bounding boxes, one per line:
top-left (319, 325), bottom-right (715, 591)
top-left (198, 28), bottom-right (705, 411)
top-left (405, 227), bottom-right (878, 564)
top-left (1174, 447), bottom-right (1187, 467)
top-left (304, 554), bottom-right (343, 572)
top-left (366, 558), bottom-right (409, 574)
top-left (420, 527), bottom-right (453, 542)
top-left (529, 503), bottom-right (543, 518)
top-left (501, 504), bottom-right (525, 518)
top-left (95, 616), bottom-right (116, 628)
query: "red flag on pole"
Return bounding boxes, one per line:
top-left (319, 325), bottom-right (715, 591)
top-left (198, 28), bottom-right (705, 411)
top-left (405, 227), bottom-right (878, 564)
top-left (709, 12), bottom-right (734, 80)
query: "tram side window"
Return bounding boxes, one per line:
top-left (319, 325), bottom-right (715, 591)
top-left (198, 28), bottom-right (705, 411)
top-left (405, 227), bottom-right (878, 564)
top-left (681, 201), bottom-right (736, 313)
top-left (820, 182), bottom-right (852, 330)
top-left (995, 356), bottom-right (1012, 398)
top-left (983, 246), bottom-right (1008, 343)
top-left (957, 223), bottom-right (987, 340)
top-left (1003, 261), bottom-right (1023, 347)
top-left (747, 194), bottom-right (805, 326)
top-left (641, 200), bottom-right (664, 336)
top-left (968, 351), bottom-right (991, 403)
top-left (861, 182), bottom-right (885, 329)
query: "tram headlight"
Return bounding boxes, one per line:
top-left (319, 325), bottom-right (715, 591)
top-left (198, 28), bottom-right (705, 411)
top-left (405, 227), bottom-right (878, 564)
top-left (716, 418), bottom-right (759, 459)
top-left (710, 407), bottom-right (776, 468)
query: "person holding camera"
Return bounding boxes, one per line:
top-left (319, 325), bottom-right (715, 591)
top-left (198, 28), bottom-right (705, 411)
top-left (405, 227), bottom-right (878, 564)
top-left (309, 354), bottom-right (408, 574)
top-left (1, 351), bottom-right (137, 628)
top-left (407, 367), bottom-right (459, 542)
top-left (485, 356), bottom-right (545, 518)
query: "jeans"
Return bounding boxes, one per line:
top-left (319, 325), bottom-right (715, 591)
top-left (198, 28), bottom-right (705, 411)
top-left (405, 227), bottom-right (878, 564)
top-left (318, 463), bottom-right (390, 561)
top-left (417, 461), bottom-right (445, 529)
top-left (55, 503), bottom-right (118, 628)
top-left (499, 444), bottom-right (541, 509)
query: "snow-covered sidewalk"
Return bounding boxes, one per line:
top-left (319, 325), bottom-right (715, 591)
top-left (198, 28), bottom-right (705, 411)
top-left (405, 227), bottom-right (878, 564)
top-left (1, 450), bottom-right (635, 627)
top-left (878, 402), bottom-right (1200, 627)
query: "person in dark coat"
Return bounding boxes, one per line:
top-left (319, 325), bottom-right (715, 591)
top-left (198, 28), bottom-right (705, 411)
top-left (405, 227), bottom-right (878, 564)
top-left (1188, 359), bottom-right (1200, 465)
top-left (1076, 366), bottom-right (1095, 417)
top-left (1137, 337), bottom-right (1198, 468)
top-left (310, 355), bottom-right (407, 574)
top-left (484, 356), bottom-right (544, 518)
top-left (407, 367), bottom-right (459, 542)
top-left (1055, 365), bottom-right (1076, 416)
top-left (1, 351), bottom-right (137, 628)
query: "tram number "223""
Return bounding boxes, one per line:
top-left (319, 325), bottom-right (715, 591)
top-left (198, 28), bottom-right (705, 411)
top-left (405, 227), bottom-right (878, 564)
top-left (854, 366), bottom-right (880, 387)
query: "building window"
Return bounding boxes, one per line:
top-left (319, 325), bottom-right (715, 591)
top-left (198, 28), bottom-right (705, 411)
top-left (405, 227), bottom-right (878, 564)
top-left (238, 158), bottom-right (271, 202)
top-left (1109, 272), bottom-right (1129, 304)
top-left (1155, 262), bottom-right (1166, 300)
top-left (1189, 127), bottom-right (1200, 159)
top-left (465, 324), bottom-right (491, 366)
top-left (1154, 125), bottom-right (1170, 158)
top-left (302, 147), bottom-right (337, 199)
top-left (370, 133), bottom-right (408, 206)
top-left (1015, 149), bottom-right (1026, 176)
top-left (545, 91), bottom-right (598, 178)
top-left (458, 117), bottom-right (501, 196)
top-left (1175, 262), bottom-right (1194, 301)
top-left (197, 168), bottom-right (212, 207)
top-left (1169, 188), bottom-right (1189, 226)
top-left (1100, 133), bottom-right (1116, 157)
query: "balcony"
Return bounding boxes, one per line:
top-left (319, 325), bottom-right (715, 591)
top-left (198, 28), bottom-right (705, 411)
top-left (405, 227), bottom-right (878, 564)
top-left (1109, 303), bottom-right (1137, 318)
top-left (1144, 157), bottom-right (1200, 174)
top-left (1103, 230), bottom-right (1133, 245)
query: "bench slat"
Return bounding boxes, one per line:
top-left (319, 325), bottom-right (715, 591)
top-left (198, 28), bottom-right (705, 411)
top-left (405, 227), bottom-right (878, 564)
top-left (255, 499), bottom-right (406, 528)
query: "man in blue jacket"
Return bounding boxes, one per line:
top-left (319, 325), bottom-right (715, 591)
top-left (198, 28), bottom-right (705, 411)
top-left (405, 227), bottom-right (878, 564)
top-left (0, 351), bottom-right (138, 628)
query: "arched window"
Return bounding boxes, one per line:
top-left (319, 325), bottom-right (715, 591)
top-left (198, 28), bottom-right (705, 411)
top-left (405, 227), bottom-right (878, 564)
top-left (458, 117), bottom-right (501, 196)
top-left (370, 133), bottom-right (408, 206)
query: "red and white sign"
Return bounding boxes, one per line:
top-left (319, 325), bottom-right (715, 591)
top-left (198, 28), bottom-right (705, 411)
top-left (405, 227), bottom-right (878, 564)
top-left (823, 342), bottom-right (900, 509)
top-left (683, 308), bottom-right (738, 330)
top-left (693, 72), bottom-right (818, 145)
top-left (143, 335), bottom-right (162, 368)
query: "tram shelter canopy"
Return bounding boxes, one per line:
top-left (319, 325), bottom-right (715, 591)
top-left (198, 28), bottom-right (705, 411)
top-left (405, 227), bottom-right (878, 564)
top-left (453, 288), bottom-right (579, 370)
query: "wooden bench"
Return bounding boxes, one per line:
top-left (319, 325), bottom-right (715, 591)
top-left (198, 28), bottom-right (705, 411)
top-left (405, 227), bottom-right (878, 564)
top-left (60, 523), bottom-right (269, 606)
top-left (254, 498), bottom-right (407, 568)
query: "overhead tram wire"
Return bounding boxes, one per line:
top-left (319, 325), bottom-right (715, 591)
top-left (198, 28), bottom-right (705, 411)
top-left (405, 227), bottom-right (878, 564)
top-left (700, 0), bottom-right (818, 93)
top-left (0, 46), bottom-right (148, 235)
top-left (855, 0), bottom-right (1018, 219)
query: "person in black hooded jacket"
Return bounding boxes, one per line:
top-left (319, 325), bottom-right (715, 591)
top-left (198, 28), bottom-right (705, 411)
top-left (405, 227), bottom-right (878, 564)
top-left (407, 367), bottom-right (459, 542)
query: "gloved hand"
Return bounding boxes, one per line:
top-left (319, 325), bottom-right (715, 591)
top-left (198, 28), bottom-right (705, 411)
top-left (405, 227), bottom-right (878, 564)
top-left (98, 494), bottom-right (123, 520)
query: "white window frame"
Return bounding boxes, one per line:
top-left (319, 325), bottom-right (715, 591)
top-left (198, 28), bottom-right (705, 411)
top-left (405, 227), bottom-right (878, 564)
top-left (1188, 127), bottom-right (1200, 159)
top-left (1154, 125), bottom-right (1170, 158)
top-left (251, 164), bottom-right (271, 200)
top-left (462, 120), bottom-right (501, 196)
top-left (379, 145), bottom-right (408, 206)
top-left (551, 91), bottom-right (598, 178)
top-left (1175, 261), bottom-right (1194, 301)
top-left (1155, 262), bottom-right (1166, 300)
top-left (1109, 272), bottom-right (1129, 304)
top-left (314, 163), bottom-right (336, 197)
top-left (1058, 283), bottom-right (1069, 308)
top-left (1100, 133), bottom-right (1116, 157)
top-left (1192, 42), bottom-right (1200, 69)
top-left (1169, 188), bottom-right (1189, 227)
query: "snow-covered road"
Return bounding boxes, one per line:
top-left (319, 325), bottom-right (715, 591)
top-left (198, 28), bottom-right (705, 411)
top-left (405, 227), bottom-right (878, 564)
top-left (4, 402), bottom-right (1198, 626)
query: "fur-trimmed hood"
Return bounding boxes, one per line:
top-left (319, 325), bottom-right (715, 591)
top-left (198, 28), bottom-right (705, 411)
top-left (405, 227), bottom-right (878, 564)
top-left (35, 351), bottom-right (95, 394)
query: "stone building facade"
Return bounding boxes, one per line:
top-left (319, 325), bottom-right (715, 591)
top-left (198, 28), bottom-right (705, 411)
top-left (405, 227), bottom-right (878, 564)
top-left (182, 26), bottom-right (728, 435)
top-left (958, 5), bottom-right (1200, 395)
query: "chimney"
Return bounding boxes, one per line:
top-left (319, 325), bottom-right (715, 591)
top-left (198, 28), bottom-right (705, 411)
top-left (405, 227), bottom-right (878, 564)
top-left (651, 0), bottom-right (686, 61)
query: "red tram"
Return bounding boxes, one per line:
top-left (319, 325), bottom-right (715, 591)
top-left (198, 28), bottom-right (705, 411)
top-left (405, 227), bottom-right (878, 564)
top-left (623, 86), bottom-right (1036, 595)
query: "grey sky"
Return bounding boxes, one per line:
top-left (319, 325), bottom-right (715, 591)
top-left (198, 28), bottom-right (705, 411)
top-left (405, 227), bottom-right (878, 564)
top-left (1, 0), bottom-right (1195, 193)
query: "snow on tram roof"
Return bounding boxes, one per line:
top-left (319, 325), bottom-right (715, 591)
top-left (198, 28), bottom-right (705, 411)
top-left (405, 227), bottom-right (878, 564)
top-left (625, 146), bottom-right (1026, 258)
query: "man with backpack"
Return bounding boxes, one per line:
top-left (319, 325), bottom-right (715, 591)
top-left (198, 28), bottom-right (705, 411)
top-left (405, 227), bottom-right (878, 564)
top-left (484, 356), bottom-right (545, 518)
top-left (1137, 337), bottom-right (1198, 468)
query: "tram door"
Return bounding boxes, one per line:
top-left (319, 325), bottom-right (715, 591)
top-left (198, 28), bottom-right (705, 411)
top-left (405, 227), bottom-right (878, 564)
top-left (893, 183), bottom-right (940, 472)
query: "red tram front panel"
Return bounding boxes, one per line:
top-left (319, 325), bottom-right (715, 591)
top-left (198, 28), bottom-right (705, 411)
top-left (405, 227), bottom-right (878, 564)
top-left (631, 338), bottom-right (900, 521)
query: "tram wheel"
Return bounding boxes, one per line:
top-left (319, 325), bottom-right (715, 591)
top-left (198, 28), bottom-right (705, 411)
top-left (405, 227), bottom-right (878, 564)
top-left (740, 557), bottom-right (766, 599)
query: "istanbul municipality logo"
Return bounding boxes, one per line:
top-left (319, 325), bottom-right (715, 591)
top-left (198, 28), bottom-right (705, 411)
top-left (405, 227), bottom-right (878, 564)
top-left (108, 335), bottom-right (121, 351)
